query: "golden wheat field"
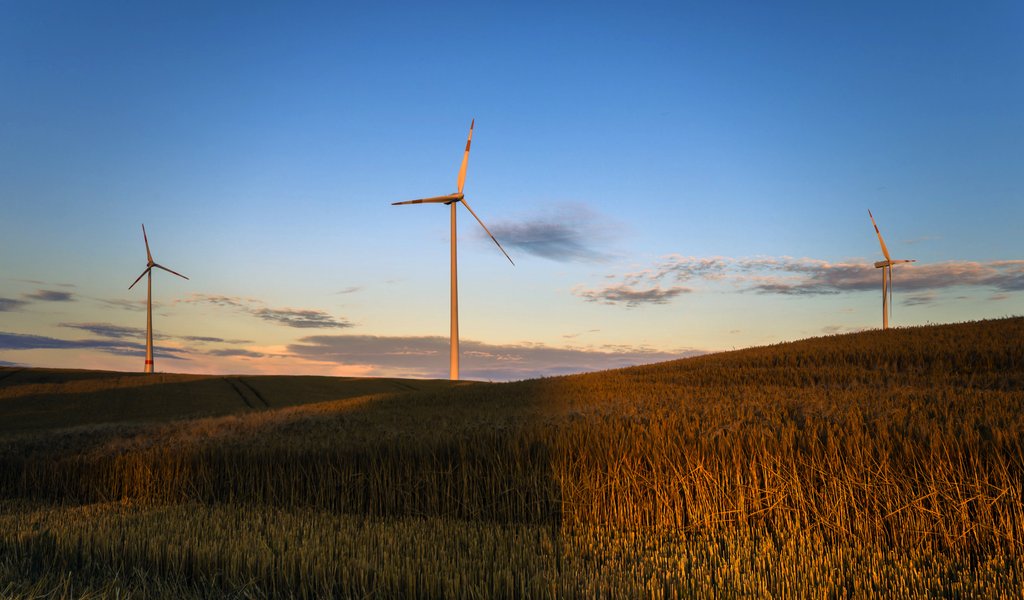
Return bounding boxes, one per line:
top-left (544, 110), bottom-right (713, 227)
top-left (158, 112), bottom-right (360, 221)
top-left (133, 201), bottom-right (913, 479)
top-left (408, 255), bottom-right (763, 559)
top-left (1, 317), bottom-right (1023, 598)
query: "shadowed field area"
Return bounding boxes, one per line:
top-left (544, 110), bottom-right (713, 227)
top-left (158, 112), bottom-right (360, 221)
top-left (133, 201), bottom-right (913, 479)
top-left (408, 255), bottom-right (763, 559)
top-left (0, 369), bottom-right (460, 434)
top-left (1, 318), bottom-right (1022, 597)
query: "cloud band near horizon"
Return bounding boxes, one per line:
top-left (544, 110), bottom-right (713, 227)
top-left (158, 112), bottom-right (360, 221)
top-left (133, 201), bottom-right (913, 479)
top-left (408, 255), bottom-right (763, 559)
top-left (576, 256), bottom-right (1024, 305)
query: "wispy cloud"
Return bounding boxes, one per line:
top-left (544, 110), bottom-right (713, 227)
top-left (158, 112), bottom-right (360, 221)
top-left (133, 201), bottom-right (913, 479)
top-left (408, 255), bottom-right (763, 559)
top-left (11, 279), bottom-right (75, 288)
top-left (595, 256), bottom-right (1024, 300)
top-left (179, 294), bottom-right (352, 329)
top-left (740, 259), bottom-right (1024, 296)
top-left (0, 298), bottom-right (29, 312)
top-left (95, 298), bottom-right (150, 312)
top-left (574, 283), bottom-right (691, 307)
top-left (182, 294), bottom-right (252, 308)
top-left (24, 289), bottom-right (75, 302)
top-left (0, 332), bottom-right (187, 360)
top-left (182, 335), bottom-right (253, 344)
top-left (489, 204), bottom-right (615, 263)
top-left (60, 322), bottom-right (144, 339)
top-left (1, 289), bottom-right (78, 311)
top-left (252, 307), bottom-right (352, 329)
top-left (207, 348), bottom-right (267, 358)
top-left (903, 293), bottom-right (938, 307)
top-left (288, 334), bottom-right (702, 381)
top-left (59, 322), bottom-right (253, 346)
top-left (336, 286), bottom-right (361, 295)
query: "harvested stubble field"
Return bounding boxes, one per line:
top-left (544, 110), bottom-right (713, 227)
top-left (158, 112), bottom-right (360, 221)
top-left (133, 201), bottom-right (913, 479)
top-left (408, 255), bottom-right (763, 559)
top-left (1, 317), bottom-right (1022, 598)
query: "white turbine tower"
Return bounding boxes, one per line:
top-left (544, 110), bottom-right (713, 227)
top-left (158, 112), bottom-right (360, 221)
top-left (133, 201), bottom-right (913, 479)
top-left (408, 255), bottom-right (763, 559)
top-left (393, 120), bottom-right (514, 380)
top-left (129, 224), bottom-right (188, 373)
top-left (868, 210), bottom-right (916, 330)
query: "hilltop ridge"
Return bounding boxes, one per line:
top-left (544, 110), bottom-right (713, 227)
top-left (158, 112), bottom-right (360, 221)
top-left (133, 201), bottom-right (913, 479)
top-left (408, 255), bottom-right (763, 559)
top-left (1, 317), bottom-right (1021, 435)
top-left (1, 317), bottom-right (1022, 597)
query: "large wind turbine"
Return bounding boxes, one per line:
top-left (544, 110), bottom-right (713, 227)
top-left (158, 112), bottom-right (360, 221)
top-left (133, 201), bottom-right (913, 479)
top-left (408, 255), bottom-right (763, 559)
top-left (129, 224), bottom-right (188, 373)
top-left (868, 210), bottom-right (915, 330)
top-left (393, 120), bottom-right (514, 380)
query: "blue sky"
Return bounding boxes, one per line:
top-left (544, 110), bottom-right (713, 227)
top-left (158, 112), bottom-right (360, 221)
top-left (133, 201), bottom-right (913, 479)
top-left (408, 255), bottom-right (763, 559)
top-left (1, 1), bottom-right (1022, 379)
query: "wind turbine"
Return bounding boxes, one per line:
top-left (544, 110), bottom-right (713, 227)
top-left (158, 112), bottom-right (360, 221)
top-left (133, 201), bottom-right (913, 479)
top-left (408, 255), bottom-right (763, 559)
top-left (129, 224), bottom-right (188, 373)
top-left (393, 119), bottom-right (514, 380)
top-left (868, 210), bottom-right (915, 330)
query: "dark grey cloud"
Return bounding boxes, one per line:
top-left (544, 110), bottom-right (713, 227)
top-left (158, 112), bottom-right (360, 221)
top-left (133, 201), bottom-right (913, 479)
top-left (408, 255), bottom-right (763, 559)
top-left (252, 308), bottom-right (352, 329)
top-left (638, 256), bottom-right (731, 283)
top-left (580, 256), bottom-right (1023, 309)
top-left (489, 205), bottom-right (614, 263)
top-left (288, 334), bottom-right (702, 381)
top-left (60, 322), bottom-right (144, 339)
top-left (574, 283), bottom-right (691, 307)
top-left (903, 293), bottom-right (938, 307)
top-left (747, 283), bottom-right (841, 296)
top-left (180, 294), bottom-right (351, 329)
top-left (744, 260), bottom-right (1024, 296)
top-left (0, 297), bottom-right (29, 312)
top-left (58, 323), bottom-right (253, 347)
top-left (180, 294), bottom-right (249, 308)
top-left (0, 332), bottom-right (186, 360)
top-left (182, 335), bottom-right (253, 344)
top-left (95, 298), bottom-right (149, 312)
top-left (992, 261), bottom-right (1024, 292)
top-left (615, 256), bottom-right (1024, 297)
top-left (336, 286), bottom-right (361, 295)
top-left (24, 289), bottom-right (74, 302)
top-left (207, 348), bottom-right (266, 358)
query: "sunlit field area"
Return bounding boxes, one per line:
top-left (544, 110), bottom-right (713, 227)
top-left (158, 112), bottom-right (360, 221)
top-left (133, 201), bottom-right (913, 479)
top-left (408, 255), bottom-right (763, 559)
top-left (2, 318), bottom-right (1022, 598)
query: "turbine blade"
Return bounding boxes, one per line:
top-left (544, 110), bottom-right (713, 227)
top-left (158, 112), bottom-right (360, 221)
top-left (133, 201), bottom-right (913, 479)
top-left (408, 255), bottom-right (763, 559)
top-left (868, 210), bottom-right (892, 263)
top-left (393, 194), bottom-right (461, 206)
top-left (129, 267), bottom-right (151, 290)
top-left (142, 224), bottom-right (153, 264)
top-left (153, 263), bottom-right (189, 280)
top-left (460, 198), bottom-right (514, 266)
top-left (456, 119), bottom-right (474, 195)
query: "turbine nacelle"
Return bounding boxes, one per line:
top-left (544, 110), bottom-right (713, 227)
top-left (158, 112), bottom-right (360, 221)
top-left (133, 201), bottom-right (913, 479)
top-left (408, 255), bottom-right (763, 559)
top-left (874, 259), bottom-right (916, 269)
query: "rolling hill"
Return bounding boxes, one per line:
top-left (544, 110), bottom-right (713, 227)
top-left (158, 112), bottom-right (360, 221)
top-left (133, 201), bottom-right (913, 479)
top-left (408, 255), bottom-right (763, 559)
top-left (0, 368), bottom-right (460, 434)
top-left (1, 317), bottom-right (1022, 598)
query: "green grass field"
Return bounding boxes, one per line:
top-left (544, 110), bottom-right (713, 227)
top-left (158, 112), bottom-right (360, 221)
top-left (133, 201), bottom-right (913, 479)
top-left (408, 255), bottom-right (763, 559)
top-left (1, 318), bottom-right (1022, 598)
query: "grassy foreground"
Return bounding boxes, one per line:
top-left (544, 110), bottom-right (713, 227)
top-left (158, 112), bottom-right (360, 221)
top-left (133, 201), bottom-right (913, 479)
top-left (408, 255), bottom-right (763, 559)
top-left (1, 318), bottom-right (1022, 597)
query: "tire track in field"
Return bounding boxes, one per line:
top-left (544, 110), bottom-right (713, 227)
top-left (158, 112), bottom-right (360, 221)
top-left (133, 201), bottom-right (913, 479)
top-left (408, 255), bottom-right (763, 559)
top-left (223, 377), bottom-right (256, 410)
top-left (393, 380), bottom-right (418, 392)
top-left (236, 378), bottom-right (270, 408)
